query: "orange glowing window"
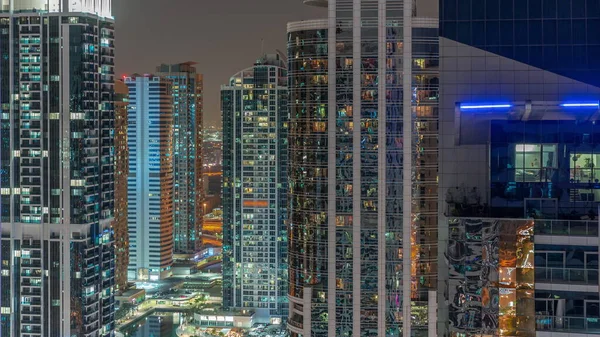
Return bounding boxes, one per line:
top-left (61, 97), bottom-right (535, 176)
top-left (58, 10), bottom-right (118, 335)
top-left (243, 200), bottom-right (268, 208)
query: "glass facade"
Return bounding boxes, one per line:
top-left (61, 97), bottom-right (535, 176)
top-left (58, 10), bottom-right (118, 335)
top-left (286, 20), bottom-right (329, 337)
top-left (439, 0), bottom-right (600, 88)
top-left (125, 76), bottom-right (174, 281)
top-left (286, 5), bottom-right (439, 336)
top-left (447, 218), bottom-right (535, 337)
top-left (156, 63), bottom-right (204, 256)
top-left (490, 119), bottom-right (600, 218)
top-left (0, 11), bottom-right (116, 337)
top-left (114, 80), bottom-right (129, 292)
top-left (222, 54), bottom-right (289, 321)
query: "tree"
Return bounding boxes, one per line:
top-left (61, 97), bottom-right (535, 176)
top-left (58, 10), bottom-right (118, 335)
top-left (115, 302), bottom-right (135, 321)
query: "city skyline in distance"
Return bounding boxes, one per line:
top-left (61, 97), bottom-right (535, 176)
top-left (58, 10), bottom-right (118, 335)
top-left (113, 0), bottom-right (437, 129)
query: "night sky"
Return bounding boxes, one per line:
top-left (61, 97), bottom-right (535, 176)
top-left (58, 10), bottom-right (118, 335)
top-left (114, 0), bottom-right (437, 128)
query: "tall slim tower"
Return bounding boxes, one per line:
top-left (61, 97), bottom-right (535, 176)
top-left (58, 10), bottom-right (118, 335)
top-left (0, 1), bottom-right (116, 336)
top-left (286, 1), bottom-right (439, 336)
top-left (125, 75), bottom-right (174, 281)
top-left (222, 53), bottom-right (289, 322)
top-left (114, 80), bottom-right (129, 292)
top-left (156, 62), bottom-right (204, 257)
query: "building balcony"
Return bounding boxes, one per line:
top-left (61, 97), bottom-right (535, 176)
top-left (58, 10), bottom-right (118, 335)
top-left (536, 219), bottom-right (599, 237)
top-left (535, 267), bottom-right (599, 285)
top-left (536, 315), bottom-right (600, 334)
top-left (287, 320), bottom-right (304, 335)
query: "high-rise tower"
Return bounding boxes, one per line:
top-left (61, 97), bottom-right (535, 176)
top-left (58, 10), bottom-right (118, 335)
top-left (156, 62), bottom-right (204, 257)
top-left (222, 53), bottom-right (289, 322)
top-left (286, 1), bottom-right (439, 336)
top-left (114, 79), bottom-right (129, 292)
top-left (125, 74), bottom-right (174, 281)
top-left (0, 1), bottom-right (116, 336)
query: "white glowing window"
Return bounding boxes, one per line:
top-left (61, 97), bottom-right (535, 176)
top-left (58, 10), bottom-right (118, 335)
top-left (0, 307), bottom-right (10, 314)
top-left (13, 150), bottom-right (20, 158)
top-left (71, 180), bottom-right (85, 187)
top-left (0, 188), bottom-right (10, 195)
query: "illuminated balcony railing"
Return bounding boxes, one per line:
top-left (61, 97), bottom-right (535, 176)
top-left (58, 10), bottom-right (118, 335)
top-left (535, 219), bottom-right (599, 237)
top-left (535, 267), bottom-right (599, 285)
top-left (536, 315), bottom-right (600, 333)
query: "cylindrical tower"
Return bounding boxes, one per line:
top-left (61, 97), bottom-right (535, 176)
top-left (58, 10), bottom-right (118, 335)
top-left (287, 1), bottom-right (439, 336)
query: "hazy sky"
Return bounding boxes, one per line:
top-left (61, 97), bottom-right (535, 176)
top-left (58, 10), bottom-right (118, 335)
top-left (114, 0), bottom-right (437, 128)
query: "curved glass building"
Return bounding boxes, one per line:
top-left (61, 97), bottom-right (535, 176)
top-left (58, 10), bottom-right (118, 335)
top-left (286, 18), bottom-right (330, 336)
top-left (286, 1), bottom-right (439, 336)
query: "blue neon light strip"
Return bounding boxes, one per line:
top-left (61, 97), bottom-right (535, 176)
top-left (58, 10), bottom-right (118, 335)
top-left (560, 102), bottom-right (600, 108)
top-left (460, 104), bottom-right (512, 110)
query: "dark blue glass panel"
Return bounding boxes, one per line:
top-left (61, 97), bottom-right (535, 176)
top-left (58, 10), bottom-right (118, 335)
top-left (499, 0), bottom-right (514, 19)
top-left (472, 0), bottom-right (485, 19)
top-left (529, 45), bottom-right (543, 64)
top-left (440, 0), bottom-right (600, 88)
top-left (543, 46), bottom-right (558, 68)
top-left (557, 0), bottom-right (571, 18)
top-left (500, 21), bottom-right (514, 45)
top-left (573, 0), bottom-right (586, 18)
top-left (589, 0), bottom-right (600, 18)
top-left (515, 21), bottom-right (529, 45)
top-left (515, 0), bottom-right (528, 19)
top-left (557, 20), bottom-right (572, 45)
top-left (543, 20), bottom-right (557, 45)
top-left (486, 0), bottom-right (500, 20)
top-left (443, 21), bottom-right (457, 41)
top-left (457, 21), bottom-right (471, 44)
top-left (457, 0), bottom-right (470, 20)
top-left (590, 46), bottom-right (600, 68)
top-left (588, 19), bottom-right (600, 44)
top-left (557, 46), bottom-right (573, 69)
top-left (443, 0), bottom-right (458, 19)
top-left (529, 0), bottom-right (543, 19)
top-left (572, 45), bottom-right (587, 68)
top-left (528, 20), bottom-right (543, 45)
top-left (572, 19), bottom-right (587, 44)
top-left (486, 21), bottom-right (500, 45)
top-left (542, 0), bottom-right (557, 19)
top-left (472, 21), bottom-right (485, 46)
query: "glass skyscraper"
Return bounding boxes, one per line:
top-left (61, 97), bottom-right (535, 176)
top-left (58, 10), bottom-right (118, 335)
top-left (114, 79), bottom-right (129, 292)
top-left (439, 0), bottom-right (600, 336)
top-left (222, 53), bottom-right (289, 323)
top-left (125, 75), bottom-right (174, 281)
top-left (286, 1), bottom-right (439, 336)
top-left (0, 1), bottom-right (116, 336)
top-left (156, 62), bottom-right (204, 257)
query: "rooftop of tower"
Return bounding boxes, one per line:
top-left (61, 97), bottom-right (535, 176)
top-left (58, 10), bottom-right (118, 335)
top-left (8, 0), bottom-right (112, 18)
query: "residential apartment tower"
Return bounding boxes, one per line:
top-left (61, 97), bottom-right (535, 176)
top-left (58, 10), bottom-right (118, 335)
top-left (125, 75), bottom-right (174, 281)
top-left (156, 62), bottom-right (204, 257)
top-left (0, 1), bottom-right (116, 336)
top-left (222, 53), bottom-right (289, 322)
top-left (286, 0), bottom-right (439, 335)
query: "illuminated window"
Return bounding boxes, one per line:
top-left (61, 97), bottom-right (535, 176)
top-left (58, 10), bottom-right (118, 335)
top-left (514, 144), bottom-right (556, 182)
